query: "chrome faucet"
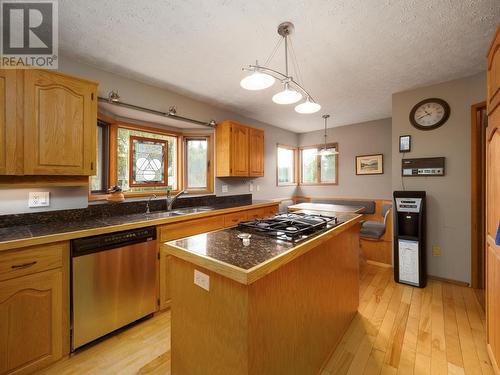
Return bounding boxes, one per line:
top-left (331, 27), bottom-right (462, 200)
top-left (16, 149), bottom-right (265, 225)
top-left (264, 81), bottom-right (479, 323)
top-left (167, 190), bottom-right (188, 211)
top-left (146, 194), bottom-right (157, 214)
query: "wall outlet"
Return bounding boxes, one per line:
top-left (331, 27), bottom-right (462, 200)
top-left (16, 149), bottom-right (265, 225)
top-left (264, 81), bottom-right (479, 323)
top-left (256, 184), bottom-right (260, 192)
top-left (432, 245), bottom-right (442, 257)
top-left (249, 182), bottom-right (254, 192)
top-left (194, 269), bottom-right (210, 291)
top-left (221, 184), bottom-right (228, 193)
top-left (29, 192), bottom-right (50, 207)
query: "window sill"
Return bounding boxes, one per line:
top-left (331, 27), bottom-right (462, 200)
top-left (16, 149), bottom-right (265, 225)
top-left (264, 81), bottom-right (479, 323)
top-left (299, 182), bottom-right (338, 186)
top-left (277, 182), bottom-right (298, 187)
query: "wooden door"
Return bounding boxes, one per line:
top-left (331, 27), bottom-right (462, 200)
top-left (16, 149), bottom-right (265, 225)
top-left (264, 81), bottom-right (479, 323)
top-left (249, 128), bottom-right (264, 176)
top-left (486, 26), bottom-right (500, 370)
top-left (23, 70), bottom-right (97, 175)
top-left (0, 269), bottom-right (63, 374)
top-left (230, 123), bottom-right (249, 176)
top-left (0, 70), bottom-right (21, 175)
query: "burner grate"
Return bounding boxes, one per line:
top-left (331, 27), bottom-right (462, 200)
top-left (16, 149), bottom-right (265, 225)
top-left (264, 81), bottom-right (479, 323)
top-left (238, 212), bottom-right (339, 243)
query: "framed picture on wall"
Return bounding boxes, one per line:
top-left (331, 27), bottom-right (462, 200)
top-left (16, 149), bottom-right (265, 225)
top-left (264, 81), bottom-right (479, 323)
top-left (356, 154), bottom-right (384, 175)
top-left (399, 135), bottom-right (411, 153)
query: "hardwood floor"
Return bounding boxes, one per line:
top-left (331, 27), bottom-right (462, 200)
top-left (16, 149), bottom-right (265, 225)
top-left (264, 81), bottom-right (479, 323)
top-left (323, 264), bottom-right (493, 375)
top-left (41, 264), bottom-right (491, 375)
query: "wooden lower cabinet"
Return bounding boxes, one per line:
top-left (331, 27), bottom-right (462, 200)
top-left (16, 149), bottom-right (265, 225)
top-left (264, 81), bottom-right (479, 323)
top-left (0, 269), bottom-right (63, 375)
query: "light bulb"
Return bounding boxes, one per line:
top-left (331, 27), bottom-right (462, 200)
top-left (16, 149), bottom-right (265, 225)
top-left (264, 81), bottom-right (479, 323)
top-left (240, 71), bottom-right (275, 90)
top-left (272, 83), bottom-right (302, 104)
top-left (318, 148), bottom-right (339, 156)
top-left (295, 97), bottom-right (321, 114)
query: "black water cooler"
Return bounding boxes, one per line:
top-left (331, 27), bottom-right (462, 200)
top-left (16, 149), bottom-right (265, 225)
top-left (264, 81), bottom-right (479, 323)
top-left (393, 191), bottom-right (426, 288)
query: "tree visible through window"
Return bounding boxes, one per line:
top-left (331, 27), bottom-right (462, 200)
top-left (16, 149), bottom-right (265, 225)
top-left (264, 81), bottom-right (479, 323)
top-left (277, 145), bottom-right (297, 185)
top-left (185, 137), bottom-right (209, 190)
top-left (300, 144), bottom-right (338, 185)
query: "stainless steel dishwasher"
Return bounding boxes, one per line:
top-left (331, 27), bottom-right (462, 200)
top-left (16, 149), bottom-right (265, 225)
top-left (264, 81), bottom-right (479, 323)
top-left (71, 226), bottom-right (157, 350)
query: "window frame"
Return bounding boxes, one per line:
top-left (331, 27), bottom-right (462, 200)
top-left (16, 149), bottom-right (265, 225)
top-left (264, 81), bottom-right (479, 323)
top-left (128, 135), bottom-right (169, 188)
top-left (90, 117), bottom-right (214, 200)
top-left (183, 134), bottom-right (214, 194)
top-left (276, 143), bottom-right (298, 186)
top-left (299, 142), bottom-right (339, 186)
top-left (90, 120), bottom-right (110, 195)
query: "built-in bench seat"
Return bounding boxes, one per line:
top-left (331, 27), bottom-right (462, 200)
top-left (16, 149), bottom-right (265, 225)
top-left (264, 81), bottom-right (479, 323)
top-left (291, 196), bottom-right (393, 266)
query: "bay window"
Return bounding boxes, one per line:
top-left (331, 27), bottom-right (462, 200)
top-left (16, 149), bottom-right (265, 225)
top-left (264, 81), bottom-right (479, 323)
top-left (276, 144), bottom-right (297, 186)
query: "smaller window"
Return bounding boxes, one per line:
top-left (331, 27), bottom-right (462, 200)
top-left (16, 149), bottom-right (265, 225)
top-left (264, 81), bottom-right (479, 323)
top-left (184, 136), bottom-right (211, 192)
top-left (90, 120), bottom-right (109, 194)
top-left (277, 144), bottom-right (297, 186)
top-left (300, 143), bottom-right (338, 185)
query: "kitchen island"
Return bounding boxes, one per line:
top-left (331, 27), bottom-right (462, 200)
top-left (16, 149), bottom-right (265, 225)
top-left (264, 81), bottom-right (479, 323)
top-left (162, 213), bottom-right (363, 375)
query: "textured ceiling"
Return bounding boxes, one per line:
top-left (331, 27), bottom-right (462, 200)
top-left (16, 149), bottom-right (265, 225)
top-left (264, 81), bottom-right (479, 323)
top-left (59, 0), bottom-right (499, 132)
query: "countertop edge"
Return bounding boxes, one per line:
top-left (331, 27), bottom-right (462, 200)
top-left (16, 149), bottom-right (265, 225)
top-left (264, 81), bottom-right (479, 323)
top-left (162, 214), bottom-right (363, 285)
top-left (0, 201), bottom-right (279, 252)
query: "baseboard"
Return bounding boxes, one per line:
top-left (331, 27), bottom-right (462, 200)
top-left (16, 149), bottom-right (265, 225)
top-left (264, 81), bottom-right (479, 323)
top-left (366, 260), bottom-right (393, 268)
top-left (428, 275), bottom-right (469, 287)
top-left (488, 344), bottom-right (500, 375)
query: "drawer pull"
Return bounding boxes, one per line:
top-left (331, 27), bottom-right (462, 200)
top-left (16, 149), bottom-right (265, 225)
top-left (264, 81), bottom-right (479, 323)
top-left (11, 261), bottom-right (37, 269)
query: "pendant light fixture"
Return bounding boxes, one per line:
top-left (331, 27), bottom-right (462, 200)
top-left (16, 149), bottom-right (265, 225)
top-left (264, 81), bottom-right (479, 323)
top-left (318, 114), bottom-right (338, 156)
top-left (240, 22), bottom-right (320, 114)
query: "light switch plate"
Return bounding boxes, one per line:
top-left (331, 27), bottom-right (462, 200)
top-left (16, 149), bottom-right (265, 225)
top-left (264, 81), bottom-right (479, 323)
top-left (249, 182), bottom-right (254, 192)
top-left (221, 184), bottom-right (228, 193)
top-left (29, 192), bottom-right (50, 207)
top-left (194, 269), bottom-right (210, 291)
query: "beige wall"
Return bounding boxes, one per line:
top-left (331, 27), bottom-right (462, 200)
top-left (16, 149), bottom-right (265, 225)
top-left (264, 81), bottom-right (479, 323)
top-left (391, 72), bottom-right (486, 284)
top-left (297, 118), bottom-right (392, 199)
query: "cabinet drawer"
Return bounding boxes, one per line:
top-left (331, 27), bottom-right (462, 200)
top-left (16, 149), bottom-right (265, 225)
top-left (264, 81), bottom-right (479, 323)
top-left (0, 242), bottom-right (64, 282)
top-left (245, 207), bottom-right (267, 220)
top-left (264, 205), bottom-right (278, 217)
top-left (159, 215), bottom-right (225, 242)
top-left (224, 211), bottom-right (248, 227)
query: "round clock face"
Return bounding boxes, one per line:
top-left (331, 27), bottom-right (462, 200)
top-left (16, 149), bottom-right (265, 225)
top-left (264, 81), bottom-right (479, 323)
top-left (410, 98), bottom-right (450, 130)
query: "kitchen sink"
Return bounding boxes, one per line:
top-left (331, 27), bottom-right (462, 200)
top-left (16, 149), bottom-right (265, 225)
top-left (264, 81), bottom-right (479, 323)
top-left (170, 206), bottom-right (214, 215)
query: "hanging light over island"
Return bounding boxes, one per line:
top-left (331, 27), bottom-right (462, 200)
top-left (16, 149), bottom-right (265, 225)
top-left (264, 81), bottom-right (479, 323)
top-left (240, 22), bottom-right (321, 114)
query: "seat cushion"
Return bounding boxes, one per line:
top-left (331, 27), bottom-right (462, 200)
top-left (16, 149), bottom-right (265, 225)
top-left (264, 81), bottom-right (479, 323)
top-left (360, 220), bottom-right (386, 239)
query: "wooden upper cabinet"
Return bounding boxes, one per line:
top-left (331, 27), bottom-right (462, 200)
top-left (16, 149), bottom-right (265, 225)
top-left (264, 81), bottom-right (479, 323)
top-left (231, 122), bottom-right (249, 176)
top-left (23, 70), bottom-right (97, 175)
top-left (215, 120), bottom-right (264, 177)
top-left (249, 128), bottom-right (264, 176)
top-left (0, 70), bottom-right (22, 175)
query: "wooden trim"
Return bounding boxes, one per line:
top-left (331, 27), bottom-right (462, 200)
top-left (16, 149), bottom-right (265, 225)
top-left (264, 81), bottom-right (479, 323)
top-left (0, 175), bottom-right (89, 188)
top-left (366, 260), bottom-right (393, 268)
top-left (128, 135), bottom-right (169, 188)
top-left (276, 143), bottom-right (298, 186)
top-left (115, 120), bottom-right (183, 137)
top-left (427, 275), bottom-right (469, 287)
top-left (471, 101), bottom-right (487, 290)
top-left (488, 344), bottom-right (500, 375)
top-left (298, 142), bottom-right (339, 185)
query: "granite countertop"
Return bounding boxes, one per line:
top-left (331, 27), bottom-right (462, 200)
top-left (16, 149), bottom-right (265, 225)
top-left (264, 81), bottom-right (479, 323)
top-left (0, 200), bottom-right (277, 250)
top-left (164, 213), bottom-right (362, 284)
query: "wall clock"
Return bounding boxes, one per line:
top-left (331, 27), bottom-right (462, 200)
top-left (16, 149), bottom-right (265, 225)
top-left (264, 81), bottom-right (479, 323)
top-left (409, 98), bottom-right (450, 131)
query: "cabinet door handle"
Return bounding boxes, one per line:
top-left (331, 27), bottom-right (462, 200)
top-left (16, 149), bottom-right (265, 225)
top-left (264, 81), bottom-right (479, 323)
top-left (11, 261), bottom-right (37, 269)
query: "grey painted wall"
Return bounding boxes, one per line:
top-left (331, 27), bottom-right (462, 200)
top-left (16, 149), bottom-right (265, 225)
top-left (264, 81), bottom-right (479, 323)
top-left (391, 72), bottom-right (486, 284)
top-left (0, 187), bottom-right (89, 215)
top-left (297, 118), bottom-right (392, 199)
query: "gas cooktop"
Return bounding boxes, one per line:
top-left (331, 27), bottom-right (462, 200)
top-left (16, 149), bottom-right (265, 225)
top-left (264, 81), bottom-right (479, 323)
top-left (238, 212), bottom-right (341, 243)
